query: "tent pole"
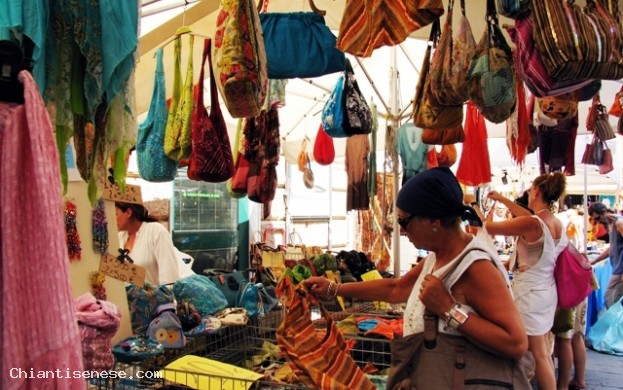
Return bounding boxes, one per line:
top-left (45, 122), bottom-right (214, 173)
top-left (389, 47), bottom-right (401, 278)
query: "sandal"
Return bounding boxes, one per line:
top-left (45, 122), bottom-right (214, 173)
top-left (569, 383), bottom-right (586, 390)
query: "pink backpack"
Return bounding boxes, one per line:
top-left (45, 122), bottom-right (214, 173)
top-left (554, 244), bottom-right (593, 309)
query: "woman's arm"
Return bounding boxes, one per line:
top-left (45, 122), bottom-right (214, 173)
top-left (306, 260), bottom-right (424, 303)
top-left (150, 223), bottom-right (183, 284)
top-left (485, 216), bottom-right (542, 243)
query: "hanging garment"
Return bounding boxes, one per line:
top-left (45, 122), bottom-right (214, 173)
top-left (456, 102), bottom-right (492, 186)
top-left (345, 134), bottom-right (370, 211)
top-left (337, 0), bottom-right (444, 57)
top-left (538, 114), bottom-right (577, 175)
top-left (1, 71), bottom-right (85, 390)
top-left (506, 78), bottom-right (532, 166)
top-left (397, 122), bottom-right (428, 185)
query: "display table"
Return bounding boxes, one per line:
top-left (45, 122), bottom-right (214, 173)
top-left (586, 259), bottom-right (612, 336)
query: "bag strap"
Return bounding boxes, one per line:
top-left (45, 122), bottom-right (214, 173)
top-left (423, 246), bottom-right (490, 345)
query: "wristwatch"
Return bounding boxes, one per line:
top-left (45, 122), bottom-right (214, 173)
top-left (444, 303), bottom-right (469, 330)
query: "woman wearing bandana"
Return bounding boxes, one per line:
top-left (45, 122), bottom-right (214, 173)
top-left (305, 167), bottom-right (530, 388)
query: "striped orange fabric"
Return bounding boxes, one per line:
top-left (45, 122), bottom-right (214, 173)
top-left (276, 284), bottom-right (375, 389)
top-left (337, 0), bottom-right (444, 57)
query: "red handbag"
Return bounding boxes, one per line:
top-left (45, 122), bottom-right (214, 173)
top-left (187, 39), bottom-right (235, 182)
top-left (313, 124), bottom-right (335, 165)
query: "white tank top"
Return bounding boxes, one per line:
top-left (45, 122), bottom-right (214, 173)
top-left (403, 238), bottom-right (511, 336)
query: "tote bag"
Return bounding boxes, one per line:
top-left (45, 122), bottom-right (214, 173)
top-left (413, 21), bottom-right (464, 130)
top-left (164, 35), bottom-right (194, 161)
top-left (136, 48), bottom-right (178, 182)
top-left (213, 0), bottom-right (267, 118)
top-left (187, 38), bottom-right (235, 182)
top-left (427, 0), bottom-right (476, 106)
top-left (466, 0), bottom-right (516, 124)
top-left (276, 284), bottom-right (376, 390)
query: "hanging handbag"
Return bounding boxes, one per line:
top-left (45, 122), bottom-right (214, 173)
top-left (531, 0), bottom-right (623, 81)
top-left (598, 143), bottom-right (614, 174)
top-left (276, 283), bottom-right (376, 389)
top-left (187, 39), bottom-right (235, 182)
top-left (467, 0), bottom-right (516, 124)
top-left (313, 124), bottom-right (335, 165)
top-left (321, 74), bottom-right (349, 137)
top-left (213, 0), bottom-right (267, 118)
top-left (164, 35), bottom-right (194, 161)
top-left (608, 85), bottom-right (623, 117)
top-left (413, 20), bottom-right (464, 130)
top-left (228, 119), bottom-right (249, 198)
top-left (136, 48), bottom-right (178, 182)
top-left (303, 157), bottom-right (315, 189)
top-left (260, 11), bottom-right (345, 79)
top-left (506, 16), bottom-right (595, 98)
top-left (421, 125), bottom-right (464, 145)
top-left (297, 138), bottom-right (308, 172)
top-left (336, 0), bottom-right (444, 57)
top-left (427, 0), bottom-right (476, 106)
top-left (537, 93), bottom-right (579, 121)
top-left (580, 137), bottom-right (598, 165)
top-left (594, 105), bottom-right (617, 142)
top-left (342, 59), bottom-right (373, 136)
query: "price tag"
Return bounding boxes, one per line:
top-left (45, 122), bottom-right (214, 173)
top-left (99, 253), bottom-right (146, 287)
top-left (102, 182), bottom-right (143, 205)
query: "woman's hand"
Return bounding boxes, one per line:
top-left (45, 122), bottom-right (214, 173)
top-left (304, 276), bottom-right (331, 299)
top-left (418, 274), bottom-right (455, 317)
top-left (487, 191), bottom-right (506, 202)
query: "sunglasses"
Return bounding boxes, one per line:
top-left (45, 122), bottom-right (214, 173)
top-left (397, 214), bottom-right (416, 230)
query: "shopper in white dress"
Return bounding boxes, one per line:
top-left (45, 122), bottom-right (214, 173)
top-left (485, 172), bottom-right (567, 390)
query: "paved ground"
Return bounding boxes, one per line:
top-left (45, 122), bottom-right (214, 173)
top-left (584, 347), bottom-right (623, 390)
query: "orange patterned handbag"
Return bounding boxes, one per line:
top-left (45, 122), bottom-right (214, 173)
top-left (276, 284), bottom-right (375, 390)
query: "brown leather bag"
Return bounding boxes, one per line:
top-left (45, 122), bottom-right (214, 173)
top-left (387, 247), bottom-right (534, 389)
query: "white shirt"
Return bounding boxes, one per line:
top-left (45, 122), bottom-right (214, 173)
top-left (118, 222), bottom-right (184, 285)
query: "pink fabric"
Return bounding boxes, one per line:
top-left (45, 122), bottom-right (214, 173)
top-left (1, 71), bottom-right (85, 389)
top-left (75, 293), bottom-right (121, 371)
